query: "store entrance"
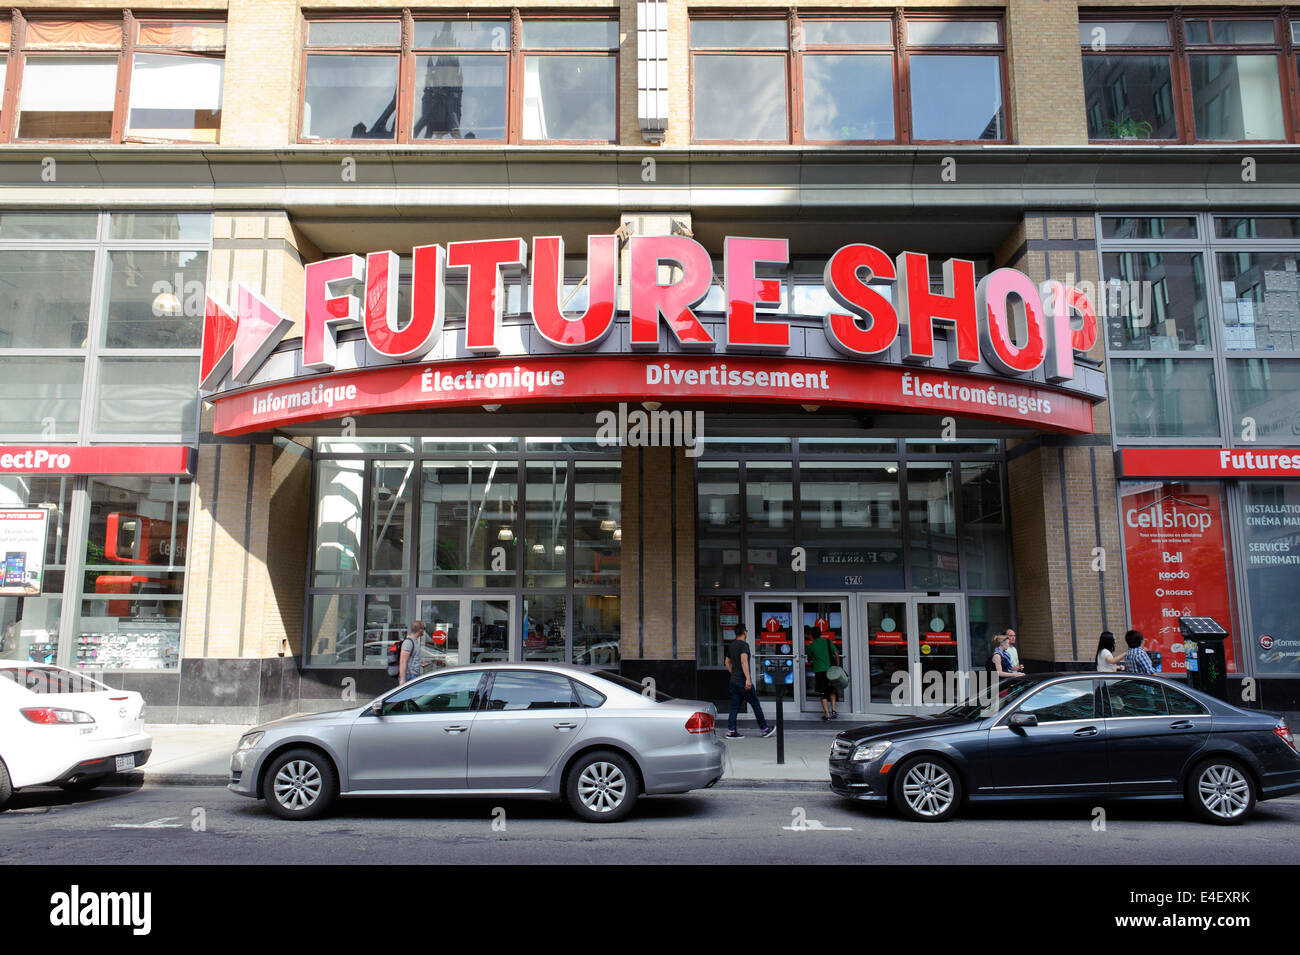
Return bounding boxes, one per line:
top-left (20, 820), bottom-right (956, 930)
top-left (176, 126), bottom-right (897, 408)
top-left (413, 595), bottom-right (514, 669)
top-left (747, 595), bottom-right (850, 715)
top-left (861, 594), bottom-right (968, 712)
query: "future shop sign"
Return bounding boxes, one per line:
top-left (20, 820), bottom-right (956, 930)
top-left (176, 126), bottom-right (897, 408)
top-left (200, 235), bottom-right (1103, 435)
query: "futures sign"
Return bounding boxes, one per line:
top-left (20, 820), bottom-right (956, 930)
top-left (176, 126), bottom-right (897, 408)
top-left (200, 234), bottom-right (1103, 435)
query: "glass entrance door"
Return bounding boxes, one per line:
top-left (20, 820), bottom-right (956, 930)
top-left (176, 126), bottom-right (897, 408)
top-left (861, 594), bottom-right (968, 712)
top-left (748, 596), bottom-right (851, 714)
top-left (415, 595), bottom-right (514, 669)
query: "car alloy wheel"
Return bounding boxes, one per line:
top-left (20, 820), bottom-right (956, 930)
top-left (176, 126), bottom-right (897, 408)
top-left (274, 759), bottom-right (323, 812)
top-left (891, 756), bottom-right (962, 822)
top-left (577, 761), bottom-right (627, 814)
top-left (1196, 763), bottom-right (1252, 821)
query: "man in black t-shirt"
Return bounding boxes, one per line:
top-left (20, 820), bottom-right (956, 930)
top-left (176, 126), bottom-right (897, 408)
top-left (724, 623), bottom-right (774, 739)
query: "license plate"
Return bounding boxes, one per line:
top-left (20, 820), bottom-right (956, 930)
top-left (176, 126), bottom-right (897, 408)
top-left (115, 755), bottom-right (134, 772)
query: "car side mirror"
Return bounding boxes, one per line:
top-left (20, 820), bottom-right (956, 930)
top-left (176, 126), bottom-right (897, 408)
top-left (1008, 711), bottom-right (1038, 728)
top-left (366, 699), bottom-right (384, 717)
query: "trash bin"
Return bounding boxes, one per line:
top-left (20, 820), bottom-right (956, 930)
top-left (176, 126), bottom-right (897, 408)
top-left (1179, 617), bottom-right (1230, 701)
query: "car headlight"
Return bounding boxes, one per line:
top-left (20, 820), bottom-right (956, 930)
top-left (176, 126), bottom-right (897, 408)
top-left (852, 740), bottom-right (891, 762)
top-left (236, 732), bottom-right (264, 751)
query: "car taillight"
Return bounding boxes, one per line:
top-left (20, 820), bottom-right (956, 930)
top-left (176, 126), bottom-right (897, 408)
top-left (20, 707), bottom-right (95, 725)
top-left (1275, 720), bottom-right (1297, 753)
top-left (685, 711), bottom-right (714, 734)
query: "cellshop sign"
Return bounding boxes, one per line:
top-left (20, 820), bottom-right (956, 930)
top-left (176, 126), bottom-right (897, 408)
top-left (200, 234), bottom-right (1105, 436)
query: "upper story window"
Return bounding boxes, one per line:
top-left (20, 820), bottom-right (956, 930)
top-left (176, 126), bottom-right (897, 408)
top-left (300, 13), bottom-right (619, 144)
top-left (1081, 14), bottom-right (1291, 142)
top-left (3, 13), bottom-right (225, 143)
top-left (689, 13), bottom-right (1007, 144)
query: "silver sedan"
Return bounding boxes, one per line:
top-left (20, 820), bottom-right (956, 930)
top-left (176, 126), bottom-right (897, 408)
top-left (228, 663), bottom-right (724, 823)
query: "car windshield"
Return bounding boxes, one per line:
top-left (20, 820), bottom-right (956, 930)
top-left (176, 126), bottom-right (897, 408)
top-left (586, 669), bottom-right (675, 702)
top-left (942, 676), bottom-right (1040, 719)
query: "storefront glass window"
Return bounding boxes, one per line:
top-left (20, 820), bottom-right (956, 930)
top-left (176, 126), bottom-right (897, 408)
top-left (0, 477), bottom-right (71, 665)
top-left (1104, 252), bottom-right (1210, 352)
top-left (907, 463), bottom-right (959, 590)
top-left (313, 460), bottom-right (363, 588)
top-left (799, 461), bottom-right (903, 589)
top-left (961, 462), bottom-right (1010, 590)
top-left (1228, 359), bottom-right (1300, 443)
top-left (0, 250), bottom-right (94, 348)
top-left (310, 592), bottom-right (359, 666)
top-left (77, 476), bottom-right (188, 671)
top-left (364, 593), bottom-right (406, 667)
top-left (696, 595), bottom-right (741, 668)
top-left (522, 592), bottom-right (566, 662)
top-left (1109, 358), bottom-right (1220, 439)
top-left (418, 459), bottom-right (517, 588)
top-left (697, 461), bottom-right (742, 590)
top-left (0, 212), bottom-right (97, 240)
top-left (1239, 482), bottom-right (1300, 675)
top-left (0, 357), bottom-right (84, 439)
top-left (966, 595), bottom-right (1011, 676)
top-left (573, 594), bottom-right (620, 666)
top-left (574, 462), bottom-right (619, 587)
top-left (102, 250), bottom-right (207, 349)
top-left (94, 357), bottom-right (200, 438)
top-left (745, 462), bottom-right (796, 589)
top-left (1216, 252), bottom-right (1300, 351)
top-left (369, 461), bottom-right (412, 587)
top-left (525, 462), bottom-right (568, 588)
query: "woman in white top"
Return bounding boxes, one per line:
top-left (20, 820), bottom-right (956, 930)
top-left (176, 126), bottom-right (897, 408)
top-left (1095, 630), bottom-right (1128, 672)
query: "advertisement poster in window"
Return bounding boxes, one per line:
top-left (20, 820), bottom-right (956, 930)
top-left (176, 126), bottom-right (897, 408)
top-left (1121, 482), bottom-right (1237, 673)
top-left (1240, 482), bottom-right (1300, 675)
top-left (0, 508), bottom-right (48, 596)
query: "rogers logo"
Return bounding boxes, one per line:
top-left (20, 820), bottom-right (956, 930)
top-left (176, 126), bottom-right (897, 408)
top-left (1259, 634), bottom-right (1275, 650)
top-left (0, 450), bottom-right (72, 470)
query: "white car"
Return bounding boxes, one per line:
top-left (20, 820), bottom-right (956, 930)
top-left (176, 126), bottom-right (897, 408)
top-left (0, 661), bottom-right (151, 810)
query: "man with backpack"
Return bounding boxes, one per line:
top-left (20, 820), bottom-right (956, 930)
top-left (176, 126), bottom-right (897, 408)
top-left (387, 620), bottom-right (425, 684)
top-left (807, 624), bottom-right (842, 720)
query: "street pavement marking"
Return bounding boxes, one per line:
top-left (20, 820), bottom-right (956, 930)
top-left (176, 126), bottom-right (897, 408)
top-left (782, 818), bottom-right (854, 831)
top-left (111, 817), bottom-right (184, 829)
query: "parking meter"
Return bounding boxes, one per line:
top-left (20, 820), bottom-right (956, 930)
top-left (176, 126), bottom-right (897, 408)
top-left (761, 655), bottom-right (795, 764)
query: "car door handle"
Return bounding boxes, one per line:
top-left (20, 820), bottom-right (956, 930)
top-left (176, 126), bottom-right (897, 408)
top-left (1170, 720), bottom-right (1195, 730)
top-left (554, 721), bottom-right (578, 730)
top-left (1073, 726), bottom-right (1099, 738)
top-left (443, 724), bottom-right (469, 734)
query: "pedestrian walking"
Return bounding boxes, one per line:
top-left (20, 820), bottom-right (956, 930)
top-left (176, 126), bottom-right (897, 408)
top-left (989, 633), bottom-right (1018, 677)
top-left (807, 624), bottom-right (841, 720)
top-left (1121, 629), bottom-right (1155, 674)
top-left (395, 620), bottom-right (425, 684)
top-left (1005, 629), bottom-right (1025, 672)
top-left (724, 623), bottom-right (774, 739)
top-left (1095, 630), bottom-right (1128, 672)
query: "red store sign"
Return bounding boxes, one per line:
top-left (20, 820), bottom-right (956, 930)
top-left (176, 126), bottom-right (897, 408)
top-left (201, 234), bottom-right (1104, 435)
top-left (0, 446), bottom-right (195, 476)
top-left (1119, 448), bottom-right (1300, 480)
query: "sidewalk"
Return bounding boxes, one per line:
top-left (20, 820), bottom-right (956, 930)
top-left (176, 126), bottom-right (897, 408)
top-left (137, 717), bottom-right (867, 786)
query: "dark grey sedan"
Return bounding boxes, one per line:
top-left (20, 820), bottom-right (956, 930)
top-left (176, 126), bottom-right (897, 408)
top-left (830, 672), bottom-right (1300, 824)
top-left (229, 664), bottom-right (724, 822)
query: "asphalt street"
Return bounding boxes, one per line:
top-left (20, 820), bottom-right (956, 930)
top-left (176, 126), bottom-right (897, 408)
top-left (3, 781), bottom-right (1298, 865)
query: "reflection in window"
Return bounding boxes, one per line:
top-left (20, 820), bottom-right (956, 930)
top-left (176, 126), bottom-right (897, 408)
top-left (802, 54), bottom-right (893, 141)
top-left (522, 55), bottom-right (615, 141)
top-left (0, 476), bottom-right (72, 665)
top-left (412, 54), bottom-right (508, 140)
top-left (302, 55), bottom-right (399, 140)
top-left (573, 595), bottom-right (619, 666)
top-left (1228, 359), bottom-right (1300, 444)
top-left (693, 55), bottom-right (787, 141)
top-left (369, 462), bottom-right (413, 587)
top-left (799, 462), bottom-right (903, 590)
top-left (94, 358), bottom-right (199, 437)
top-left (1216, 252), bottom-right (1300, 351)
top-left (103, 250), bottom-right (208, 348)
top-left (1083, 56), bottom-right (1176, 139)
top-left (574, 463), bottom-right (619, 586)
top-left (525, 462), bottom-right (568, 587)
top-left (907, 463), bottom-right (958, 590)
top-left (313, 461), bottom-right (363, 588)
top-left (1110, 358), bottom-right (1220, 439)
top-left (0, 250), bottom-right (94, 348)
top-left (1103, 252), bottom-right (1209, 351)
top-left (1190, 55), bottom-right (1285, 140)
top-left (909, 55), bottom-right (1004, 140)
top-left (418, 459), bottom-right (517, 588)
top-left (961, 462), bottom-right (1009, 590)
top-left (0, 357), bottom-right (84, 438)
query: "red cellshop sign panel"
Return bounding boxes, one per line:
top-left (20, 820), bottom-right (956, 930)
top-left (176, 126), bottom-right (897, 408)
top-left (212, 355), bottom-right (1096, 436)
top-left (200, 234), bottom-right (1101, 400)
top-left (1121, 482), bottom-right (1238, 673)
top-left (1119, 448), bottom-right (1300, 480)
top-left (0, 446), bottom-right (195, 476)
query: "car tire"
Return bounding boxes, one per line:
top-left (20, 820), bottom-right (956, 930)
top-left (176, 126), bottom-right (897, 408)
top-left (263, 748), bottom-right (337, 821)
top-left (890, 755), bottom-right (962, 823)
top-left (0, 757), bottom-right (12, 812)
top-left (565, 750), bottom-right (640, 823)
top-left (59, 777), bottom-right (105, 793)
top-left (1187, 757), bottom-right (1256, 825)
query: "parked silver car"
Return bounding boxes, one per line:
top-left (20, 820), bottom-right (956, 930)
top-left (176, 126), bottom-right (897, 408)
top-left (228, 663), bottom-right (724, 822)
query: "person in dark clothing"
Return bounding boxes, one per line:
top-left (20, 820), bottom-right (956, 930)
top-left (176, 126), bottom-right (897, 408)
top-left (1122, 629), bottom-right (1155, 673)
top-left (724, 623), bottom-right (774, 739)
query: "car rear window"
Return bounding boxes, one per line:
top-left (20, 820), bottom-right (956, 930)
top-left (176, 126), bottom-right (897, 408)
top-left (0, 666), bottom-right (107, 694)
top-left (587, 670), bottom-right (675, 702)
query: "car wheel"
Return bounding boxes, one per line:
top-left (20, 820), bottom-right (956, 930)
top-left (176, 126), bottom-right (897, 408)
top-left (263, 748), bottom-right (337, 821)
top-left (59, 777), bottom-right (105, 793)
top-left (891, 755), bottom-right (962, 822)
top-left (1188, 757), bottom-right (1256, 825)
top-left (0, 757), bottom-right (11, 812)
top-left (565, 750), bottom-right (640, 823)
